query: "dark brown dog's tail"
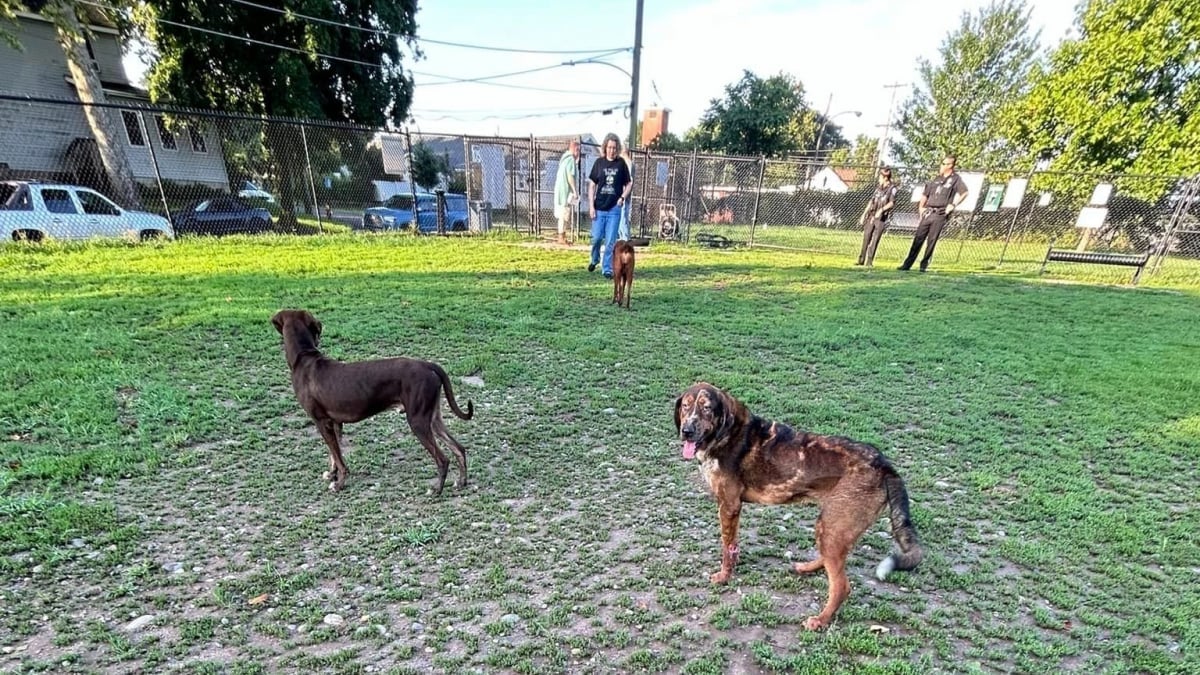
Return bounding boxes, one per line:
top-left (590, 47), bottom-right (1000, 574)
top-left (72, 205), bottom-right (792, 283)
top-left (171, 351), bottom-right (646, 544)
top-left (875, 469), bottom-right (923, 581)
top-left (434, 364), bottom-right (474, 420)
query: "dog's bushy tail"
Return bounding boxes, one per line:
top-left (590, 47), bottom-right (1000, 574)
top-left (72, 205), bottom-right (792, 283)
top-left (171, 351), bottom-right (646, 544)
top-left (434, 364), bottom-right (474, 420)
top-left (875, 469), bottom-right (923, 581)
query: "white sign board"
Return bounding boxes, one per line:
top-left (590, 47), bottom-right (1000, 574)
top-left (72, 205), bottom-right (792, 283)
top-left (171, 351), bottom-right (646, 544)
top-left (1002, 178), bottom-right (1028, 209)
top-left (1038, 192), bottom-right (1053, 207)
top-left (379, 134), bottom-right (408, 177)
top-left (958, 172), bottom-right (986, 212)
top-left (1089, 182), bottom-right (1114, 206)
top-left (1075, 206), bottom-right (1108, 229)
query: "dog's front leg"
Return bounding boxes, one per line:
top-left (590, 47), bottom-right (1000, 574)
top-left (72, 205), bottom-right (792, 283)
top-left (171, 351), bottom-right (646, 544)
top-left (710, 494), bottom-right (742, 584)
top-left (316, 420), bottom-right (349, 492)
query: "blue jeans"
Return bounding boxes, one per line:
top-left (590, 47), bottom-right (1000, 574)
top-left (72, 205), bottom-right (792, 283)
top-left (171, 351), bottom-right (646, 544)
top-left (619, 201), bottom-right (631, 240)
top-left (590, 208), bottom-right (621, 275)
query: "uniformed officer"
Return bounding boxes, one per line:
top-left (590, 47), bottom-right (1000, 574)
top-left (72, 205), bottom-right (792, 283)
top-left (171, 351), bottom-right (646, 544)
top-left (856, 166), bottom-right (899, 267)
top-left (898, 155), bottom-right (968, 272)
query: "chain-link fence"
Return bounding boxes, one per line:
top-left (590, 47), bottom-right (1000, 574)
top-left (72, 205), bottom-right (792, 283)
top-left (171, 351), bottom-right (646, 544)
top-left (3, 93), bottom-right (1198, 282)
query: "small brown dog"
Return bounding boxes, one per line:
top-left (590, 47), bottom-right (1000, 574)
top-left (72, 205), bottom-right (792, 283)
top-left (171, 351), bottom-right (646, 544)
top-left (272, 309), bottom-right (474, 495)
top-left (611, 240), bottom-right (635, 309)
top-left (675, 382), bottom-right (923, 630)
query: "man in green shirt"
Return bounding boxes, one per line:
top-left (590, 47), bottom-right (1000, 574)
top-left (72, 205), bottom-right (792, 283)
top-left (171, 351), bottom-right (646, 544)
top-left (554, 139), bottom-right (581, 245)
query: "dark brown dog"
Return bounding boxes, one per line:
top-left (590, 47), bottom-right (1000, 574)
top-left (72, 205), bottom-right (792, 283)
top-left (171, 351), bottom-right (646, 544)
top-left (674, 382), bottom-right (923, 630)
top-left (612, 240), bottom-right (635, 309)
top-left (271, 309), bottom-right (474, 495)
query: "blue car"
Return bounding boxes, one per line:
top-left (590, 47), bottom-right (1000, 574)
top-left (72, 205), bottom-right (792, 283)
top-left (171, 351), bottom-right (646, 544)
top-left (362, 192), bottom-right (469, 233)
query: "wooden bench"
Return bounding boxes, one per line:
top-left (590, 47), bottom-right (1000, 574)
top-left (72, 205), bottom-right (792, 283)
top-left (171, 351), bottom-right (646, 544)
top-left (1039, 248), bottom-right (1151, 284)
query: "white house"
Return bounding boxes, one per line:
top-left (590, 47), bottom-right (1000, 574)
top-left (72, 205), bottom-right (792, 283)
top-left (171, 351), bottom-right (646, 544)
top-left (0, 9), bottom-right (230, 194)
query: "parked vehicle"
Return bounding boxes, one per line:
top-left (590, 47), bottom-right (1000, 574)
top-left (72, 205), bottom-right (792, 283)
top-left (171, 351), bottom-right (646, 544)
top-left (237, 180), bottom-right (276, 203)
top-left (173, 196), bottom-right (273, 236)
top-left (361, 192), bottom-right (469, 233)
top-left (0, 181), bottom-right (174, 242)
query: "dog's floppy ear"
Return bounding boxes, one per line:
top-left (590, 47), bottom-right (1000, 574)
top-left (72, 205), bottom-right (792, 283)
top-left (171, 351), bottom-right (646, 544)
top-left (304, 312), bottom-right (322, 341)
top-left (673, 395), bottom-right (683, 434)
top-left (271, 311), bottom-right (285, 334)
top-left (712, 386), bottom-right (736, 439)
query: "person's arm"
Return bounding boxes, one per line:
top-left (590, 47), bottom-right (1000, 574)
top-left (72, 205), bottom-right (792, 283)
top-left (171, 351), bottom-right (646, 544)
top-left (878, 192), bottom-right (896, 219)
top-left (860, 200), bottom-right (873, 224)
top-left (567, 157), bottom-right (578, 196)
top-left (588, 163), bottom-right (599, 217)
top-left (947, 178), bottom-right (969, 212)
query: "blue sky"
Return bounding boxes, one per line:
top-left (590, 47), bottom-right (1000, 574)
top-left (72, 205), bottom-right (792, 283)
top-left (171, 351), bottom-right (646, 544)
top-left (126, 0), bottom-right (1078, 144)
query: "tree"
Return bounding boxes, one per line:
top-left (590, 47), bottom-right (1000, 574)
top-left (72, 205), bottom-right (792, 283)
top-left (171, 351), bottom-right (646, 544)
top-left (5, 1), bottom-right (141, 206)
top-left (410, 142), bottom-right (449, 191)
top-left (829, 135), bottom-right (880, 167)
top-left (690, 70), bottom-right (824, 158)
top-left (891, 0), bottom-right (1040, 169)
top-left (134, 0), bottom-right (419, 223)
top-left (647, 131), bottom-right (693, 153)
top-left (1000, 0), bottom-right (1200, 201)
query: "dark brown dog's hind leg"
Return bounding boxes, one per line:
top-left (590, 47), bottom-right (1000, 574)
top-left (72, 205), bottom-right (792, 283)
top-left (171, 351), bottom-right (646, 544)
top-left (433, 415), bottom-right (469, 489)
top-left (407, 414), bottom-right (451, 495)
top-left (316, 420), bottom-right (349, 492)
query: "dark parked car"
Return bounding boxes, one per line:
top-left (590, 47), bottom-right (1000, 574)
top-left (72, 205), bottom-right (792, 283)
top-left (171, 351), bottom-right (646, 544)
top-left (362, 192), bottom-right (469, 233)
top-left (173, 197), bottom-right (273, 235)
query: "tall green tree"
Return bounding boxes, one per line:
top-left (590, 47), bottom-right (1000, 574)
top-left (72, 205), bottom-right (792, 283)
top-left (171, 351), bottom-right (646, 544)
top-left (891, 0), bottom-right (1040, 169)
top-left (1001, 0), bottom-right (1200, 200)
top-left (410, 142), bottom-right (449, 191)
top-left (690, 70), bottom-right (827, 158)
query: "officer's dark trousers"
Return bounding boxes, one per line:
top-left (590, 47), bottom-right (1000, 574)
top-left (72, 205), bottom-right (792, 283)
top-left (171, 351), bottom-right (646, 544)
top-left (900, 210), bottom-right (949, 270)
top-left (857, 218), bottom-right (887, 266)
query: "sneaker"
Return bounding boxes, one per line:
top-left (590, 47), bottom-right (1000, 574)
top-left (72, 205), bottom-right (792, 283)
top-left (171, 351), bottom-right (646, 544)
top-left (588, 263), bottom-right (596, 272)
top-left (897, 265), bottom-right (910, 271)
top-left (603, 272), bottom-right (613, 279)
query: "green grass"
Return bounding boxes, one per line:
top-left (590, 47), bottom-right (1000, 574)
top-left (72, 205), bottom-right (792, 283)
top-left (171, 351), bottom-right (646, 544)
top-left (1, 232), bottom-right (1198, 673)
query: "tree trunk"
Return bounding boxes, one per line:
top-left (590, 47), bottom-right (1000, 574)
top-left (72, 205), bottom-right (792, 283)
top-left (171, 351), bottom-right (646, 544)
top-left (54, 3), bottom-right (141, 208)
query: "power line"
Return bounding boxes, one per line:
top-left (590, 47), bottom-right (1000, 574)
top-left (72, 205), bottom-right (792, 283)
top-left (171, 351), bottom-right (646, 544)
top-left (81, 1), bottom-right (391, 69)
top-left (419, 79), bottom-right (625, 96)
top-left (416, 63), bottom-right (579, 87)
top-left (413, 101), bottom-right (627, 115)
top-left (228, 0), bottom-right (629, 56)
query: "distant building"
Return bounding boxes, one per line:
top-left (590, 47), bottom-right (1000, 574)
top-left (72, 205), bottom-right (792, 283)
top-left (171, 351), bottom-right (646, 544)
top-left (640, 107), bottom-right (670, 147)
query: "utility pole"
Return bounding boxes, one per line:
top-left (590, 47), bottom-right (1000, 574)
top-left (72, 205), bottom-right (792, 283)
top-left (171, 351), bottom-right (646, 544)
top-left (876, 82), bottom-right (908, 168)
top-left (629, 0), bottom-right (645, 148)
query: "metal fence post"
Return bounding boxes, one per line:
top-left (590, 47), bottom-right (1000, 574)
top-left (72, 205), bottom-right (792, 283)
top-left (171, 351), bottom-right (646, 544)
top-left (463, 137), bottom-right (472, 200)
top-left (299, 123), bottom-right (323, 233)
top-left (684, 147), bottom-right (698, 242)
top-left (749, 155), bottom-right (766, 248)
top-left (637, 149), bottom-right (650, 238)
top-left (998, 169), bottom-right (1035, 267)
top-left (509, 141), bottom-right (517, 230)
top-left (528, 135), bottom-right (538, 235)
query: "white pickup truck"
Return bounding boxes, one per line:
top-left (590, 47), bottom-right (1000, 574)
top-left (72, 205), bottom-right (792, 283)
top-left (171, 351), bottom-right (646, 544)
top-left (0, 181), bottom-right (174, 242)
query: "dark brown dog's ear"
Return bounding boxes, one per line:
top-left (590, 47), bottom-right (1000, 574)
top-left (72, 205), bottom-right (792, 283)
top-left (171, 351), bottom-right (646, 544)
top-left (271, 312), bottom-right (285, 334)
top-left (308, 316), bottom-right (322, 340)
top-left (713, 387), bottom-right (735, 438)
top-left (673, 395), bottom-right (683, 433)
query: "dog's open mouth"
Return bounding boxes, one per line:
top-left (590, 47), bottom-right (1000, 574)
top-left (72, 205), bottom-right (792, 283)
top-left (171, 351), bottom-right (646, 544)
top-left (681, 440), bottom-right (697, 459)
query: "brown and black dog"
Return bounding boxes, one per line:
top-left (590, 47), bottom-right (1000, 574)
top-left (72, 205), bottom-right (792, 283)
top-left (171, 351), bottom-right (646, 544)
top-left (272, 309), bottom-right (474, 495)
top-left (674, 382), bottom-right (923, 630)
top-left (612, 240), bottom-right (635, 309)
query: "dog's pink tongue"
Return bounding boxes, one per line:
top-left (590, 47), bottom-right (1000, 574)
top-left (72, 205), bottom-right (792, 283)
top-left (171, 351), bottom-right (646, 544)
top-left (682, 440), bottom-right (697, 459)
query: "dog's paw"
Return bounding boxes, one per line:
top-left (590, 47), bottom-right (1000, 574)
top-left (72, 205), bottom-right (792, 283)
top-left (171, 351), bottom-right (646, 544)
top-left (709, 570), bottom-right (731, 585)
top-left (328, 482), bottom-right (339, 492)
top-left (322, 470), bottom-right (333, 481)
top-left (803, 616), bottom-right (828, 631)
